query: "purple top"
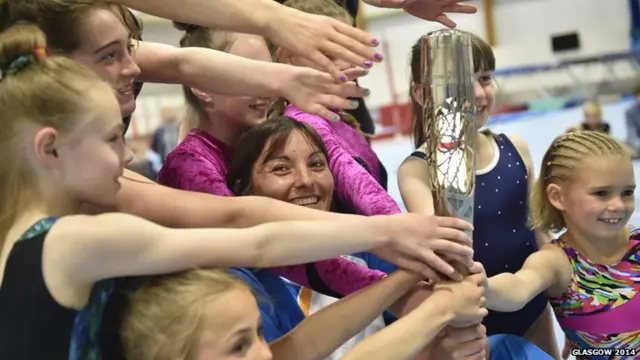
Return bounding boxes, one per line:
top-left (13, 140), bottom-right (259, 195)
top-left (157, 128), bottom-right (386, 297)
top-left (284, 105), bottom-right (401, 216)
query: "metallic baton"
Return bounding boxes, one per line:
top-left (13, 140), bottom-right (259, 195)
top-left (420, 29), bottom-right (476, 276)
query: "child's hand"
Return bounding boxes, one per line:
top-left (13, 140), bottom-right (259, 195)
top-left (264, 7), bottom-right (381, 82)
top-left (374, 214), bottom-right (474, 282)
top-left (279, 66), bottom-right (370, 122)
top-left (362, 0), bottom-right (477, 29)
top-left (433, 324), bottom-right (487, 360)
top-left (468, 262), bottom-right (488, 289)
top-left (435, 273), bottom-right (488, 326)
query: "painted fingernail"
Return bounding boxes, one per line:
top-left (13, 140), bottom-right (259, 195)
top-left (332, 114), bottom-right (341, 121)
top-left (363, 60), bottom-right (373, 68)
top-left (339, 74), bottom-right (347, 82)
top-left (374, 53), bottom-right (384, 61)
top-left (350, 100), bottom-right (359, 107)
top-left (361, 88), bottom-right (371, 96)
top-left (371, 38), bottom-right (379, 46)
top-left (360, 68), bottom-right (369, 74)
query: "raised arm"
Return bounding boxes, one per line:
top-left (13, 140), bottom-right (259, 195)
top-left (113, 168), bottom-right (355, 229)
top-left (49, 212), bottom-right (393, 286)
top-left (341, 274), bottom-right (488, 360)
top-left (115, 0), bottom-right (379, 81)
top-left (284, 107), bottom-right (401, 216)
top-left (269, 270), bottom-right (422, 360)
top-left (397, 151), bottom-right (435, 215)
top-left (486, 244), bottom-right (571, 312)
top-left (135, 41), bottom-right (368, 119)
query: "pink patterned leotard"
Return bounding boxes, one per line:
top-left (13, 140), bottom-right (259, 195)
top-left (548, 227), bottom-right (640, 359)
top-left (157, 129), bottom-right (386, 298)
top-left (284, 105), bottom-right (400, 216)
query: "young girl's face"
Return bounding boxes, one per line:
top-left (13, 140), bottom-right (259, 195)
top-left (55, 86), bottom-right (130, 208)
top-left (474, 70), bottom-right (495, 128)
top-left (71, 8), bottom-right (141, 118)
top-left (208, 35), bottom-right (273, 130)
top-left (196, 288), bottom-right (272, 360)
top-left (249, 130), bottom-right (334, 212)
top-left (554, 155), bottom-right (635, 241)
top-left (585, 109), bottom-right (602, 126)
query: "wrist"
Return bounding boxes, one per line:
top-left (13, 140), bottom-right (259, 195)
top-left (369, 215), bottom-right (395, 248)
top-left (268, 63), bottom-right (293, 99)
top-left (426, 289), bottom-right (456, 323)
top-left (248, 0), bottom-right (283, 36)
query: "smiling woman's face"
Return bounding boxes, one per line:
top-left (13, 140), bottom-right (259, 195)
top-left (248, 129), bottom-right (334, 211)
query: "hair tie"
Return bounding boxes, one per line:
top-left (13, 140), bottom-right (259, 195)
top-left (34, 45), bottom-right (48, 61)
top-left (1, 46), bottom-right (48, 77)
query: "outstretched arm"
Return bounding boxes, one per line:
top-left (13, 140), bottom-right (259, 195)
top-left (269, 270), bottom-right (422, 360)
top-left (397, 151), bottom-right (435, 215)
top-left (284, 107), bottom-right (400, 216)
top-left (341, 274), bottom-right (488, 360)
top-left (114, 169), bottom-right (355, 229)
top-left (135, 41), bottom-right (368, 118)
top-left (486, 244), bottom-right (571, 312)
top-left (115, 0), bottom-right (378, 81)
top-left (51, 212), bottom-right (392, 286)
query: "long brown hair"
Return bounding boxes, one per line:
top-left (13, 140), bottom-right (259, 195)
top-left (0, 0), bottom-right (142, 52)
top-left (409, 31), bottom-right (495, 149)
top-left (227, 116), bottom-right (329, 195)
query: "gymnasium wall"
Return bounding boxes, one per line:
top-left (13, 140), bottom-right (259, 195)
top-left (359, 0), bottom-right (630, 108)
top-left (128, 0), bottom-right (633, 138)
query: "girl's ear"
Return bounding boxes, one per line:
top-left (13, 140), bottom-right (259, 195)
top-left (546, 183), bottom-right (566, 212)
top-left (190, 88), bottom-right (212, 103)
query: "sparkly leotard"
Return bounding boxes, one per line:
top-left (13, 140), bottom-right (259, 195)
top-left (549, 227), bottom-right (640, 359)
top-left (158, 129), bottom-right (387, 298)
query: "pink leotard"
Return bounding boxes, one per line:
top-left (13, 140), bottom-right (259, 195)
top-left (157, 129), bottom-right (386, 297)
top-left (284, 105), bottom-right (400, 216)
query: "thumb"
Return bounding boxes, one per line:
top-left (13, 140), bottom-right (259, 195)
top-left (365, 0), bottom-right (412, 9)
top-left (470, 273), bottom-right (486, 285)
top-left (468, 261), bottom-right (485, 274)
top-left (342, 67), bottom-right (369, 82)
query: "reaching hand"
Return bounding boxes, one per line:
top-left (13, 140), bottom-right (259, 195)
top-left (374, 214), bottom-right (474, 282)
top-left (279, 66), bottom-right (370, 121)
top-left (435, 273), bottom-right (488, 325)
top-left (362, 0), bottom-right (477, 28)
top-left (434, 324), bottom-right (488, 360)
top-left (264, 6), bottom-right (383, 82)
